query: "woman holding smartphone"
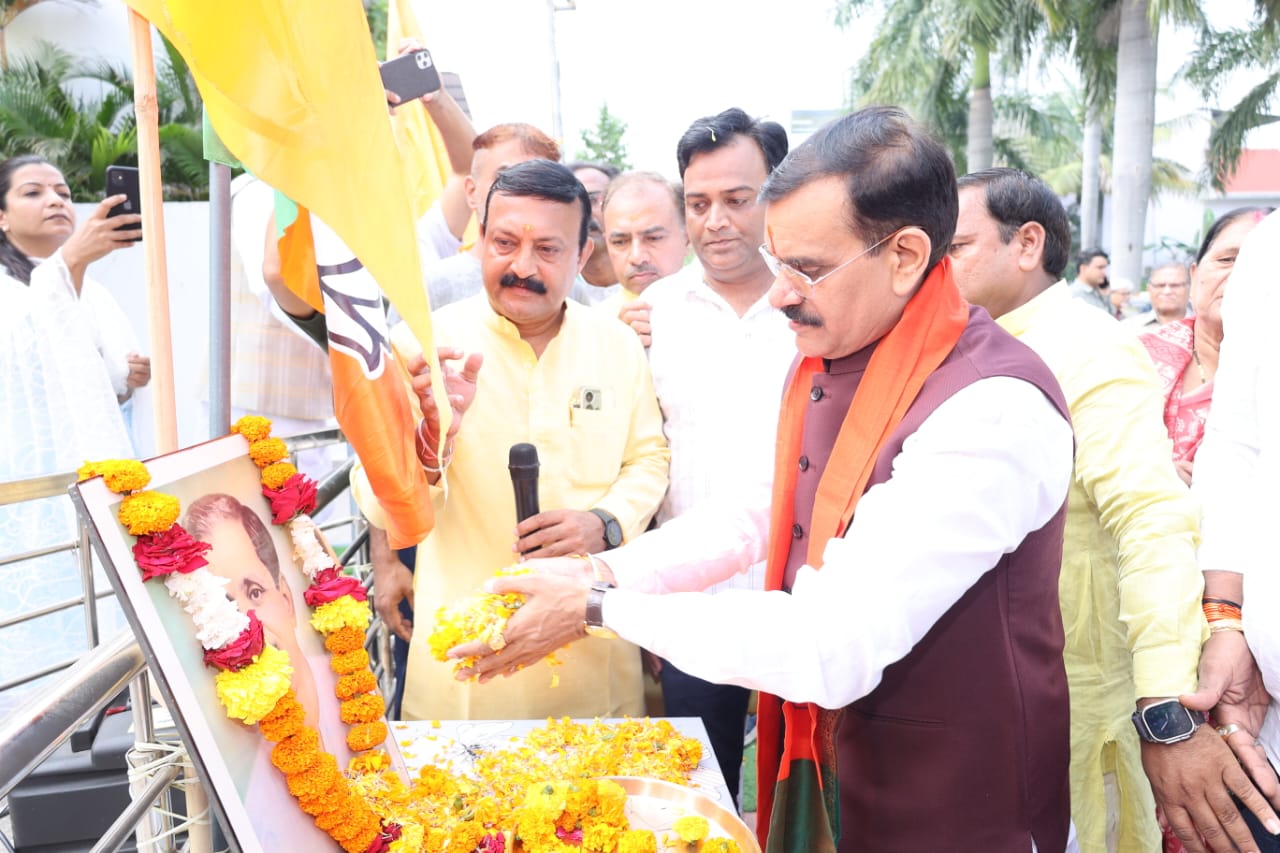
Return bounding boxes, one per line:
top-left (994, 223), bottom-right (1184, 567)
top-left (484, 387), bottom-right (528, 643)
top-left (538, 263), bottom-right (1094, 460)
top-left (0, 154), bottom-right (148, 712)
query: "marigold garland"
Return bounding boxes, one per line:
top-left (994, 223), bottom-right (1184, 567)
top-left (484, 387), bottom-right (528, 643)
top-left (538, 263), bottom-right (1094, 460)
top-left (117, 491), bottom-right (181, 536)
top-left (249, 436), bottom-right (289, 467)
top-left (262, 461), bottom-right (300, 491)
top-left (93, 416), bottom-right (736, 852)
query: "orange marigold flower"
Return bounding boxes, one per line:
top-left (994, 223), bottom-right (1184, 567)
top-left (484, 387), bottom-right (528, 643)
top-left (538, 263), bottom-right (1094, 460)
top-left (260, 461), bottom-right (298, 491)
top-left (297, 776), bottom-right (347, 817)
top-left (258, 700), bottom-right (305, 742)
top-left (330, 648), bottom-right (370, 675)
top-left (117, 491), bottom-right (181, 536)
top-left (270, 728), bottom-right (320, 775)
top-left (340, 694), bottom-right (386, 725)
top-left (335, 670), bottom-right (377, 700)
top-left (286, 752), bottom-right (338, 799)
top-left (231, 415), bottom-right (273, 442)
top-left (248, 437), bottom-right (289, 468)
top-left (347, 721), bottom-right (388, 753)
top-left (78, 459), bottom-right (150, 493)
top-left (324, 625), bottom-right (366, 655)
top-left (339, 822), bottom-right (380, 853)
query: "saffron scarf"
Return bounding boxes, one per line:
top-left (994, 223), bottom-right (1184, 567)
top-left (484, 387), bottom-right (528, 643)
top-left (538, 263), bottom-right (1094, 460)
top-left (756, 257), bottom-right (969, 851)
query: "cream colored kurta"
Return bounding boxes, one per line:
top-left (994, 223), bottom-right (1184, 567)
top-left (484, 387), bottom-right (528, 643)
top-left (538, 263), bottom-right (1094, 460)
top-left (998, 282), bottom-right (1207, 852)
top-left (357, 294), bottom-right (669, 721)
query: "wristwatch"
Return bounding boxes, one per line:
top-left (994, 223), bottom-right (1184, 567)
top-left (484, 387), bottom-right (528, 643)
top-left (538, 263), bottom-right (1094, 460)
top-left (589, 508), bottom-right (623, 550)
top-left (584, 581), bottom-right (617, 639)
top-left (1131, 699), bottom-right (1206, 744)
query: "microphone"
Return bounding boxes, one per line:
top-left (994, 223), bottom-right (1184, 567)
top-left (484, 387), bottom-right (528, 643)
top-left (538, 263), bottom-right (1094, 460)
top-left (509, 443), bottom-right (540, 524)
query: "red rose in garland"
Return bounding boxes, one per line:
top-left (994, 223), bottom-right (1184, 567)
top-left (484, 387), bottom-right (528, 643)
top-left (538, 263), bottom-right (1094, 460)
top-left (203, 610), bottom-right (266, 672)
top-left (132, 523), bottom-right (213, 582)
top-left (263, 473), bottom-right (318, 524)
top-left (304, 567), bottom-right (369, 607)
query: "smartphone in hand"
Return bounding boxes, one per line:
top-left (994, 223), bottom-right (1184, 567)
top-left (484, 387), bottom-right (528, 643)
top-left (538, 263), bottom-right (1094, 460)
top-left (379, 49), bottom-right (442, 107)
top-left (105, 165), bottom-right (142, 242)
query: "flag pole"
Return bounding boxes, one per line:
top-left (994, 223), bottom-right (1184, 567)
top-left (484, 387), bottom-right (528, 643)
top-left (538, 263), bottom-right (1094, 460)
top-left (126, 12), bottom-right (211, 853)
top-left (127, 10), bottom-right (178, 456)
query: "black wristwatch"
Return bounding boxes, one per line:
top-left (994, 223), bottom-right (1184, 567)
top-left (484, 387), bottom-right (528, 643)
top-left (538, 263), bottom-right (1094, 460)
top-left (589, 508), bottom-right (623, 550)
top-left (1131, 699), bottom-right (1205, 744)
top-left (584, 581), bottom-right (617, 639)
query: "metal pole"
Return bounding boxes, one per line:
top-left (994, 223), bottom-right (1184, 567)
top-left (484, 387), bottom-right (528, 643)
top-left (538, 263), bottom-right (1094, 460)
top-left (547, 0), bottom-right (563, 142)
top-left (208, 162), bottom-right (233, 438)
top-left (0, 631), bottom-right (144, 801)
top-left (78, 521), bottom-right (99, 648)
top-left (128, 673), bottom-right (161, 851)
top-left (91, 762), bottom-right (182, 853)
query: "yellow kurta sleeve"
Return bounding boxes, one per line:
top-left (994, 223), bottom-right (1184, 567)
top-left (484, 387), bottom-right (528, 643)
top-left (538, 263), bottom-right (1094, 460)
top-left (1065, 336), bottom-right (1205, 699)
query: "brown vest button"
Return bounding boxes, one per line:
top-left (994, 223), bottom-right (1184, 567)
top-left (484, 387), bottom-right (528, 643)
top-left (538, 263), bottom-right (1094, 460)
top-left (810, 387), bottom-right (824, 402)
top-left (792, 523), bottom-right (803, 539)
top-left (798, 455), bottom-right (810, 471)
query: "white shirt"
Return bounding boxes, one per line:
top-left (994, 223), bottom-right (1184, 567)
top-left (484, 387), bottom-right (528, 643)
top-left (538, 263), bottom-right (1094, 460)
top-left (644, 264), bottom-right (794, 594)
top-left (1194, 211), bottom-right (1280, 764)
top-left (602, 375), bottom-right (1073, 709)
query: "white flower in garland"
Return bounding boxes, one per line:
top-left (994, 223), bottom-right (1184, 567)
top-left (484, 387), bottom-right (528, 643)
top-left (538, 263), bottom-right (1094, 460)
top-left (288, 515), bottom-right (337, 580)
top-left (164, 568), bottom-right (250, 650)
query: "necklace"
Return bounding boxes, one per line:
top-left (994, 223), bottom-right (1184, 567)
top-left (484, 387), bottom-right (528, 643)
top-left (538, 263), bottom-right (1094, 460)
top-left (1192, 345), bottom-right (1207, 384)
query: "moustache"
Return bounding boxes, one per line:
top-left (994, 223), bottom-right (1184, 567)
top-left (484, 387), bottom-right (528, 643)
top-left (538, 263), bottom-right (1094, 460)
top-left (499, 272), bottom-right (548, 294)
top-left (782, 303), bottom-right (823, 327)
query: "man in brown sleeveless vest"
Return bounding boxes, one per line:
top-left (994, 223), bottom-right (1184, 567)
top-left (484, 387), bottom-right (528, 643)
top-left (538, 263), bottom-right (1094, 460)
top-left (951, 168), bottom-right (1277, 853)
top-left (459, 108), bottom-right (1075, 852)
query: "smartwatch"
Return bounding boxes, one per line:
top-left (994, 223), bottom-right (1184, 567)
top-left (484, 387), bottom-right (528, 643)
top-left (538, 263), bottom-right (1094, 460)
top-left (584, 581), bottom-right (617, 639)
top-left (1131, 699), bottom-right (1205, 744)
top-left (589, 508), bottom-right (623, 550)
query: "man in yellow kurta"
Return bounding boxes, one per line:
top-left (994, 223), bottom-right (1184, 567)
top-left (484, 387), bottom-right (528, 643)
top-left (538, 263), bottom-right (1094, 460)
top-left (356, 159), bottom-right (669, 722)
top-left (949, 168), bottom-right (1275, 853)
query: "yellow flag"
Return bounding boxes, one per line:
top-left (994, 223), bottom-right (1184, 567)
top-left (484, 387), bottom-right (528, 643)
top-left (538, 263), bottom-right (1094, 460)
top-left (387, 0), bottom-right (452, 218)
top-left (122, 1), bottom-right (442, 547)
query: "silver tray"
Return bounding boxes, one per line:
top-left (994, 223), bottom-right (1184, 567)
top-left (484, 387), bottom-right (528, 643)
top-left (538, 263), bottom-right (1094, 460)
top-left (611, 776), bottom-right (762, 852)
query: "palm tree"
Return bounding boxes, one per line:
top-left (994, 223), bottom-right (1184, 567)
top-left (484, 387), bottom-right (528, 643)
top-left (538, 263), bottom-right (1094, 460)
top-left (1182, 5), bottom-right (1280, 189)
top-left (0, 42), bottom-right (207, 199)
top-left (838, 0), bottom-right (1052, 174)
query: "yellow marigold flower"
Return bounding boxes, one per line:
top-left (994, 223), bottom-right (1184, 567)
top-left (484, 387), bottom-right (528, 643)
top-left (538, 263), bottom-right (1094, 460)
top-left (673, 815), bottom-right (710, 843)
top-left (231, 415), bottom-right (273, 442)
top-left (616, 829), bottom-right (658, 853)
top-left (389, 824), bottom-right (424, 853)
top-left (702, 839), bottom-right (743, 853)
top-left (248, 437), bottom-right (288, 468)
top-left (117, 491), bottom-right (181, 536)
top-left (340, 693), bottom-right (386, 725)
top-left (261, 461), bottom-right (298, 491)
top-left (214, 644), bottom-right (292, 724)
top-left (78, 459), bottom-right (150, 493)
top-left (347, 749), bottom-right (390, 776)
top-left (311, 596), bottom-right (372, 635)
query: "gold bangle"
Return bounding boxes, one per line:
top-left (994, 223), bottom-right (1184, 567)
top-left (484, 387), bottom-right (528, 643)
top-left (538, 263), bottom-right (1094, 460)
top-left (1209, 618), bottom-right (1244, 634)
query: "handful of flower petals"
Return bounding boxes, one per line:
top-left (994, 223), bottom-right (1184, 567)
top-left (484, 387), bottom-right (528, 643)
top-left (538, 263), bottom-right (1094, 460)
top-left (427, 566), bottom-right (564, 684)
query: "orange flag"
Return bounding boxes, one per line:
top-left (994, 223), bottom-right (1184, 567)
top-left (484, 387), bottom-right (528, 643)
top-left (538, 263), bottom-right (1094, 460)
top-left (121, 0), bottom-right (441, 548)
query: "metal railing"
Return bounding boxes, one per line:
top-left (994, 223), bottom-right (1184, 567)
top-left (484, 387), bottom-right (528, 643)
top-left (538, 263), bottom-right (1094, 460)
top-left (0, 429), bottom-right (375, 852)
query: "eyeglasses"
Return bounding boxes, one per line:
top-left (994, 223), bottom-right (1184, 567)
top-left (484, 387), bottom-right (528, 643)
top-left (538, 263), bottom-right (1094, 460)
top-left (758, 230), bottom-right (899, 298)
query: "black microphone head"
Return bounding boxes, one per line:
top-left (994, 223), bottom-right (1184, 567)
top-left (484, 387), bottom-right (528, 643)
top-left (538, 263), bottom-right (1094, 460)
top-left (509, 443), bottom-right (539, 478)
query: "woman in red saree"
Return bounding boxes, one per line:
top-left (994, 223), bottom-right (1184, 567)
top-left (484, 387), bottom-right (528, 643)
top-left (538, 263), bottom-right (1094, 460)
top-left (1141, 207), bottom-right (1271, 486)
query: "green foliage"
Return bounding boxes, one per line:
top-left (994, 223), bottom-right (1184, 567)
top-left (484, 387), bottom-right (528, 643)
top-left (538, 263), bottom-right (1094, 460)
top-left (1182, 20), bottom-right (1280, 189)
top-left (576, 103), bottom-right (631, 171)
top-left (0, 42), bottom-right (207, 200)
top-left (365, 0), bottom-right (388, 61)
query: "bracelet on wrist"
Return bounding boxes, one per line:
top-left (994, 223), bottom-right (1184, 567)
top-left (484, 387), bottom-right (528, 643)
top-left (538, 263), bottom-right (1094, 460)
top-left (1203, 600), bottom-right (1243, 623)
top-left (414, 418), bottom-right (453, 472)
top-left (1209, 618), bottom-right (1244, 634)
top-left (1203, 596), bottom-right (1243, 610)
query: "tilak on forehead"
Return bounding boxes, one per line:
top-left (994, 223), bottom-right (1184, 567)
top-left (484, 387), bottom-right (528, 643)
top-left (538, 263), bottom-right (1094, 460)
top-left (524, 223), bottom-right (533, 232)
